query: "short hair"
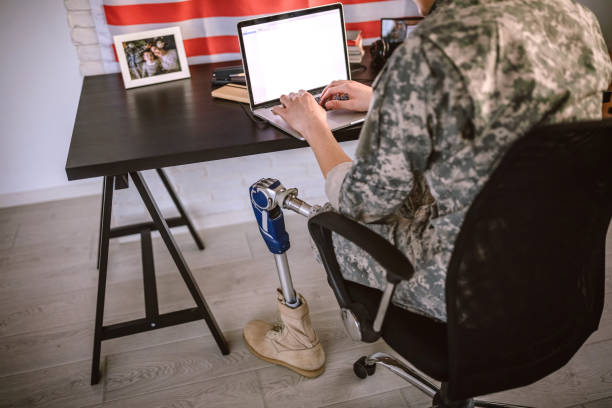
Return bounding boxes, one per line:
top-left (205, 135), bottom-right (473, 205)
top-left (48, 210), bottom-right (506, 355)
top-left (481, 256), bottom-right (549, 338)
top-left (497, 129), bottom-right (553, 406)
top-left (141, 49), bottom-right (155, 58)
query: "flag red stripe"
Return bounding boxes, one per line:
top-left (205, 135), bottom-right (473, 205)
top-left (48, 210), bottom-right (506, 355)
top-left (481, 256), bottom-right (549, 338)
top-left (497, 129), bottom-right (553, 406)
top-left (105, 0), bottom-right (387, 25)
top-left (184, 36), bottom-right (240, 57)
top-left (346, 20), bottom-right (380, 39)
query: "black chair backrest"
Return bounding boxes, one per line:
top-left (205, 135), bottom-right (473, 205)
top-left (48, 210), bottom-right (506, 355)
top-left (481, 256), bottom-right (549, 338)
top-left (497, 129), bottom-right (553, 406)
top-left (446, 119), bottom-right (612, 400)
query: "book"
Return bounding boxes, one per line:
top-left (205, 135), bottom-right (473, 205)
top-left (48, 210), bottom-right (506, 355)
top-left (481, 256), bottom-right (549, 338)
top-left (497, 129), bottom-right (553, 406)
top-left (348, 48), bottom-right (365, 64)
top-left (346, 30), bottom-right (363, 47)
top-left (211, 83), bottom-right (249, 104)
top-left (346, 29), bottom-right (364, 63)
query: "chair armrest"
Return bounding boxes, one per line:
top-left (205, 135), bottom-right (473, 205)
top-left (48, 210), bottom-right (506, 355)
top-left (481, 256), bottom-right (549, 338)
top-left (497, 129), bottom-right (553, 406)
top-left (308, 212), bottom-right (415, 283)
top-left (308, 211), bottom-right (416, 342)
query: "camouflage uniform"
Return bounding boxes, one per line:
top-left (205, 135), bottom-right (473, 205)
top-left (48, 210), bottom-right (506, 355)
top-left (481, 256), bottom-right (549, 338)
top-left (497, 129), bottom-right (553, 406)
top-left (323, 0), bottom-right (612, 321)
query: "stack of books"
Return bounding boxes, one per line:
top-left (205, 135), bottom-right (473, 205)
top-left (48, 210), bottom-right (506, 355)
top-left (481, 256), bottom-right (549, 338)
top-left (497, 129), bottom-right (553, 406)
top-left (346, 30), bottom-right (364, 64)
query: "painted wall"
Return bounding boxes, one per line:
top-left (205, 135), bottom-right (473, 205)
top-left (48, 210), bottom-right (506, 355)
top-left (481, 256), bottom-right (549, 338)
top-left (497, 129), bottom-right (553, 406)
top-left (0, 0), bottom-right (84, 197)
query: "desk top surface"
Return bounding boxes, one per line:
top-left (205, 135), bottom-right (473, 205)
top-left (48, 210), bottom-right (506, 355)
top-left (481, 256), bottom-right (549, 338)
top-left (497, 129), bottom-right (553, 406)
top-left (65, 59), bottom-right (375, 181)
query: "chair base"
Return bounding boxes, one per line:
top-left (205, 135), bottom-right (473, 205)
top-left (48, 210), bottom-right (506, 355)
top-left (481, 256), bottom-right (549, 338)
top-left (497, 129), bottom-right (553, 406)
top-left (356, 352), bottom-right (533, 408)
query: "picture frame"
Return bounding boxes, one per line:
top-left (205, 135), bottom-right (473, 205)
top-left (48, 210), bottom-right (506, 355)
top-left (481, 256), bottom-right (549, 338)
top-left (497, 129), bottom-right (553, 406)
top-left (380, 17), bottom-right (423, 44)
top-left (113, 26), bottom-right (190, 89)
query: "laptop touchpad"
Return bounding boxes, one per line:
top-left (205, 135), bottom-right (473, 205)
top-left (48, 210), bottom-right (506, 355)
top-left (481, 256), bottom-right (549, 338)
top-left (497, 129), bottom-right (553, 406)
top-left (326, 110), bottom-right (366, 130)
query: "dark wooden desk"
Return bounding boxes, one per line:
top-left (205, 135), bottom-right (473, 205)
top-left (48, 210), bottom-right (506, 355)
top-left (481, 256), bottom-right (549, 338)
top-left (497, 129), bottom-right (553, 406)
top-left (65, 58), bottom-right (373, 385)
top-left (66, 61), bottom-right (367, 180)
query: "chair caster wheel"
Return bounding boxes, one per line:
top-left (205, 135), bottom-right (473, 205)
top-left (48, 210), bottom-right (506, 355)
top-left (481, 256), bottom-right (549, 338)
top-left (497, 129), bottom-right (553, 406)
top-left (353, 356), bottom-right (376, 379)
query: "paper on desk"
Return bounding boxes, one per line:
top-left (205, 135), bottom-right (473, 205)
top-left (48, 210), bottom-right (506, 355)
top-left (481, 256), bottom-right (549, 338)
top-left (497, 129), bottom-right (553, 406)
top-left (211, 83), bottom-right (249, 104)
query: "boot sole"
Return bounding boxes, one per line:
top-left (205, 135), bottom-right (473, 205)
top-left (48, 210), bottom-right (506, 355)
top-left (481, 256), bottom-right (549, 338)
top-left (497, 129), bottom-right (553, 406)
top-left (243, 334), bottom-right (326, 378)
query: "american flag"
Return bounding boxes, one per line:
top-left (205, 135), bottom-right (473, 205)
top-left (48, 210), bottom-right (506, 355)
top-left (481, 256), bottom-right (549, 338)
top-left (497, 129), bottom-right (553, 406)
top-left (99, 0), bottom-right (419, 67)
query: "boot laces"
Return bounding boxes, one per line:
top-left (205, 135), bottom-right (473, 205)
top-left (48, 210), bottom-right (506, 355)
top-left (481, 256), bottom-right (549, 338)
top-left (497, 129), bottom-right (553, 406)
top-left (266, 320), bottom-right (284, 338)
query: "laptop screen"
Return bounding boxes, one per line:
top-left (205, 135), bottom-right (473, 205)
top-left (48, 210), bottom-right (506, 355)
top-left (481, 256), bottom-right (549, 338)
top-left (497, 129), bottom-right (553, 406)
top-left (238, 5), bottom-right (349, 107)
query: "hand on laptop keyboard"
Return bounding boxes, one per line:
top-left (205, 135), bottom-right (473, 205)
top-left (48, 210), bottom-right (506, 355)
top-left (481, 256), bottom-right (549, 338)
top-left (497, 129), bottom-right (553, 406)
top-left (315, 93), bottom-right (349, 110)
top-left (319, 80), bottom-right (373, 112)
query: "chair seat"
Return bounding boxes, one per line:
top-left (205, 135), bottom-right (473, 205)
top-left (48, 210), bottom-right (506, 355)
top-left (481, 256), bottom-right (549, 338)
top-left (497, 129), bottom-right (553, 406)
top-left (346, 281), bottom-right (449, 381)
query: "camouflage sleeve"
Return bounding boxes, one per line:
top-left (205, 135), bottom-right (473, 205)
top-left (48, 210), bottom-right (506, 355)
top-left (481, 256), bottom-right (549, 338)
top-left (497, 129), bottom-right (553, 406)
top-left (338, 34), bottom-right (470, 222)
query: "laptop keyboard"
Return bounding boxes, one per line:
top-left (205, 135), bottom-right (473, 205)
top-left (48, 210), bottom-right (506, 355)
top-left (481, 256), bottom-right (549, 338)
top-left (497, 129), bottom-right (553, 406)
top-left (314, 93), bottom-right (349, 107)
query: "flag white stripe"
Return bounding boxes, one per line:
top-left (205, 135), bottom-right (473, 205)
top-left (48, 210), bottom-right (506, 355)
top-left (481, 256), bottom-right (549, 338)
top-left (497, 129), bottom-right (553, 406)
top-left (103, 0), bottom-right (187, 5)
top-left (188, 53), bottom-right (243, 65)
top-left (345, 1), bottom-right (418, 21)
top-left (106, 1), bottom-right (418, 39)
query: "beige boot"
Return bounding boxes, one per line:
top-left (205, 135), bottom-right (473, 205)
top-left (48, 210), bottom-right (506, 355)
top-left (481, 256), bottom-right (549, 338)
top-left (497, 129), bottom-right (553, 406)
top-left (243, 290), bottom-right (326, 378)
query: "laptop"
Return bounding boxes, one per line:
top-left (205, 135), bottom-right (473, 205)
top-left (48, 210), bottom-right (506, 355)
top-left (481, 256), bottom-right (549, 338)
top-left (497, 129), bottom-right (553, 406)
top-left (237, 3), bottom-right (366, 140)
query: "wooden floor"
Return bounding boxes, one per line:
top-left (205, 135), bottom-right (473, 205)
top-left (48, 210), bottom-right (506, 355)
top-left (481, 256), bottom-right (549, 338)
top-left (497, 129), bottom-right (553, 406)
top-left (0, 195), bottom-right (611, 408)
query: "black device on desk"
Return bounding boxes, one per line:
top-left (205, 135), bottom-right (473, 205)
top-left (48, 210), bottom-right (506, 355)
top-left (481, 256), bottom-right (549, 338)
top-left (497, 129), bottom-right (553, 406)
top-left (212, 65), bottom-right (246, 86)
top-left (370, 16), bottom-right (423, 69)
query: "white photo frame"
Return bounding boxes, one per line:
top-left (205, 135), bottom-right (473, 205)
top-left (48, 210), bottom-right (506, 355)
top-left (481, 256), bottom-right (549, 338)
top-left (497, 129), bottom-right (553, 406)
top-left (114, 26), bottom-right (190, 89)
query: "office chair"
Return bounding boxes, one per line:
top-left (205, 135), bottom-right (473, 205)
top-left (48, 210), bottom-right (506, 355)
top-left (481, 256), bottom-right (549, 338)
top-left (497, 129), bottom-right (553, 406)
top-left (307, 119), bottom-right (612, 408)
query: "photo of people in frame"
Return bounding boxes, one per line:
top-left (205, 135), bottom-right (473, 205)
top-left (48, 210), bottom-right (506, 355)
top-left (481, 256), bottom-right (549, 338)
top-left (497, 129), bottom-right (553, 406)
top-left (381, 17), bottom-right (422, 45)
top-left (122, 35), bottom-right (182, 80)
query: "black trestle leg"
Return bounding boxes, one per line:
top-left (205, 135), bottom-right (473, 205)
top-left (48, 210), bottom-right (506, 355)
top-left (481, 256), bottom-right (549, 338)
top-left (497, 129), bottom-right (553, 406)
top-left (96, 176), bottom-right (107, 270)
top-left (141, 229), bottom-right (159, 325)
top-left (156, 168), bottom-right (205, 250)
top-left (130, 171), bottom-right (229, 355)
top-left (91, 175), bottom-right (114, 385)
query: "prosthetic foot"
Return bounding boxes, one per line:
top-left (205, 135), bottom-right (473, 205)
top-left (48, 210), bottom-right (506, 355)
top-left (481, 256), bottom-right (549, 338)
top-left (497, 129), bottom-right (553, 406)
top-left (246, 179), bottom-right (324, 377)
top-left (243, 290), bottom-right (325, 378)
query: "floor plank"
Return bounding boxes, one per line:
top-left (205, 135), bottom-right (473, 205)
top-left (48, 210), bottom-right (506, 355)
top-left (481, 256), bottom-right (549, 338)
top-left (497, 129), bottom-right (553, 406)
top-left (581, 396), bottom-right (612, 408)
top-left (103, 329), bottom-right (267, 402)
top-left (102, 371), bottom-right (265, 408)
top-left (257, 342), bottom-right (409, 408)
top-left (320, 389), bottom-right (409, 408)
top-left (400, 386), bottom-right (438, 408)
top-left (102, 310), bottom-right (362, 402)
top-left (482, 340), bottom-right (612, 407)
top-left (0, 218), bottom-right (18, 251)
top-left (0, 311), bottom-right (217, 378)
top-left (0, 359), bottom-right (103, 408)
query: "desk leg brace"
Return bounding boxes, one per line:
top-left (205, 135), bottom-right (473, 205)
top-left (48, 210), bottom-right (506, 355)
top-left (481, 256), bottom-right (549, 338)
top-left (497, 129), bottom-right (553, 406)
top-left (156, 168), bottom-right (204, 250)
top-left (96, 168), bottom-right (203, 269)
top-left (130, 171), bottom-right (228, 353)
top-left (90, 172), bottom-right (229, 385)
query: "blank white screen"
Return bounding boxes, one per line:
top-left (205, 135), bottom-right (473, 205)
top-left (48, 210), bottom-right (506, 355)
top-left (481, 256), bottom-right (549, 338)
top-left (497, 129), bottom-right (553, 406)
top-left (241, 8), bottom-right (348, 105)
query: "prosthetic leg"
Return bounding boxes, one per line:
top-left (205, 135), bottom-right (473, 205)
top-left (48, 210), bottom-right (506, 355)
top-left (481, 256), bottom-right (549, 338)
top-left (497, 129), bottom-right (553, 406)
top-left (244, 178), bottom-right (325, 377)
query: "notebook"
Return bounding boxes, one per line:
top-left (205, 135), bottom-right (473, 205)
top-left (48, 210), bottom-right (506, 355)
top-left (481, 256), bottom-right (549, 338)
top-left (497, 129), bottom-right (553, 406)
top-left (237, 3), bottom-right (365, 140)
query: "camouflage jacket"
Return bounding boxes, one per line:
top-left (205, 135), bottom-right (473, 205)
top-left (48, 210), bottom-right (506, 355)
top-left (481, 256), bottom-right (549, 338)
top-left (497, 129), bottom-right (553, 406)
top-left (334, 0), bottom-right (612, 321)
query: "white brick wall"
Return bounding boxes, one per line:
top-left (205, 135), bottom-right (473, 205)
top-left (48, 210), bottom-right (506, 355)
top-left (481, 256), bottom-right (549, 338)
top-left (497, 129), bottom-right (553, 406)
top-left (64, 0), bottom-right (105, 76)
top-left (63, 1), bottom-right (359, 231)
top-left (67, 10), bottom-right (95, 28)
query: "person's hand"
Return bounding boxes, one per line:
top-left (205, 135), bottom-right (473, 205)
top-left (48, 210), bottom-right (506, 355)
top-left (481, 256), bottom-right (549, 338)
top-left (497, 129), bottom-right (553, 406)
top-left (319, 80), bottom-right (373, 112)
top-left (271, 90), bottom-right (329, 140)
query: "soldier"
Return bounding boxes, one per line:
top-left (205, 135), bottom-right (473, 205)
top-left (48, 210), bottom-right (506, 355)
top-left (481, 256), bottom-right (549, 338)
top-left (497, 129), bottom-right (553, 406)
top-left (243, 0), bottom-right (612, 377)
